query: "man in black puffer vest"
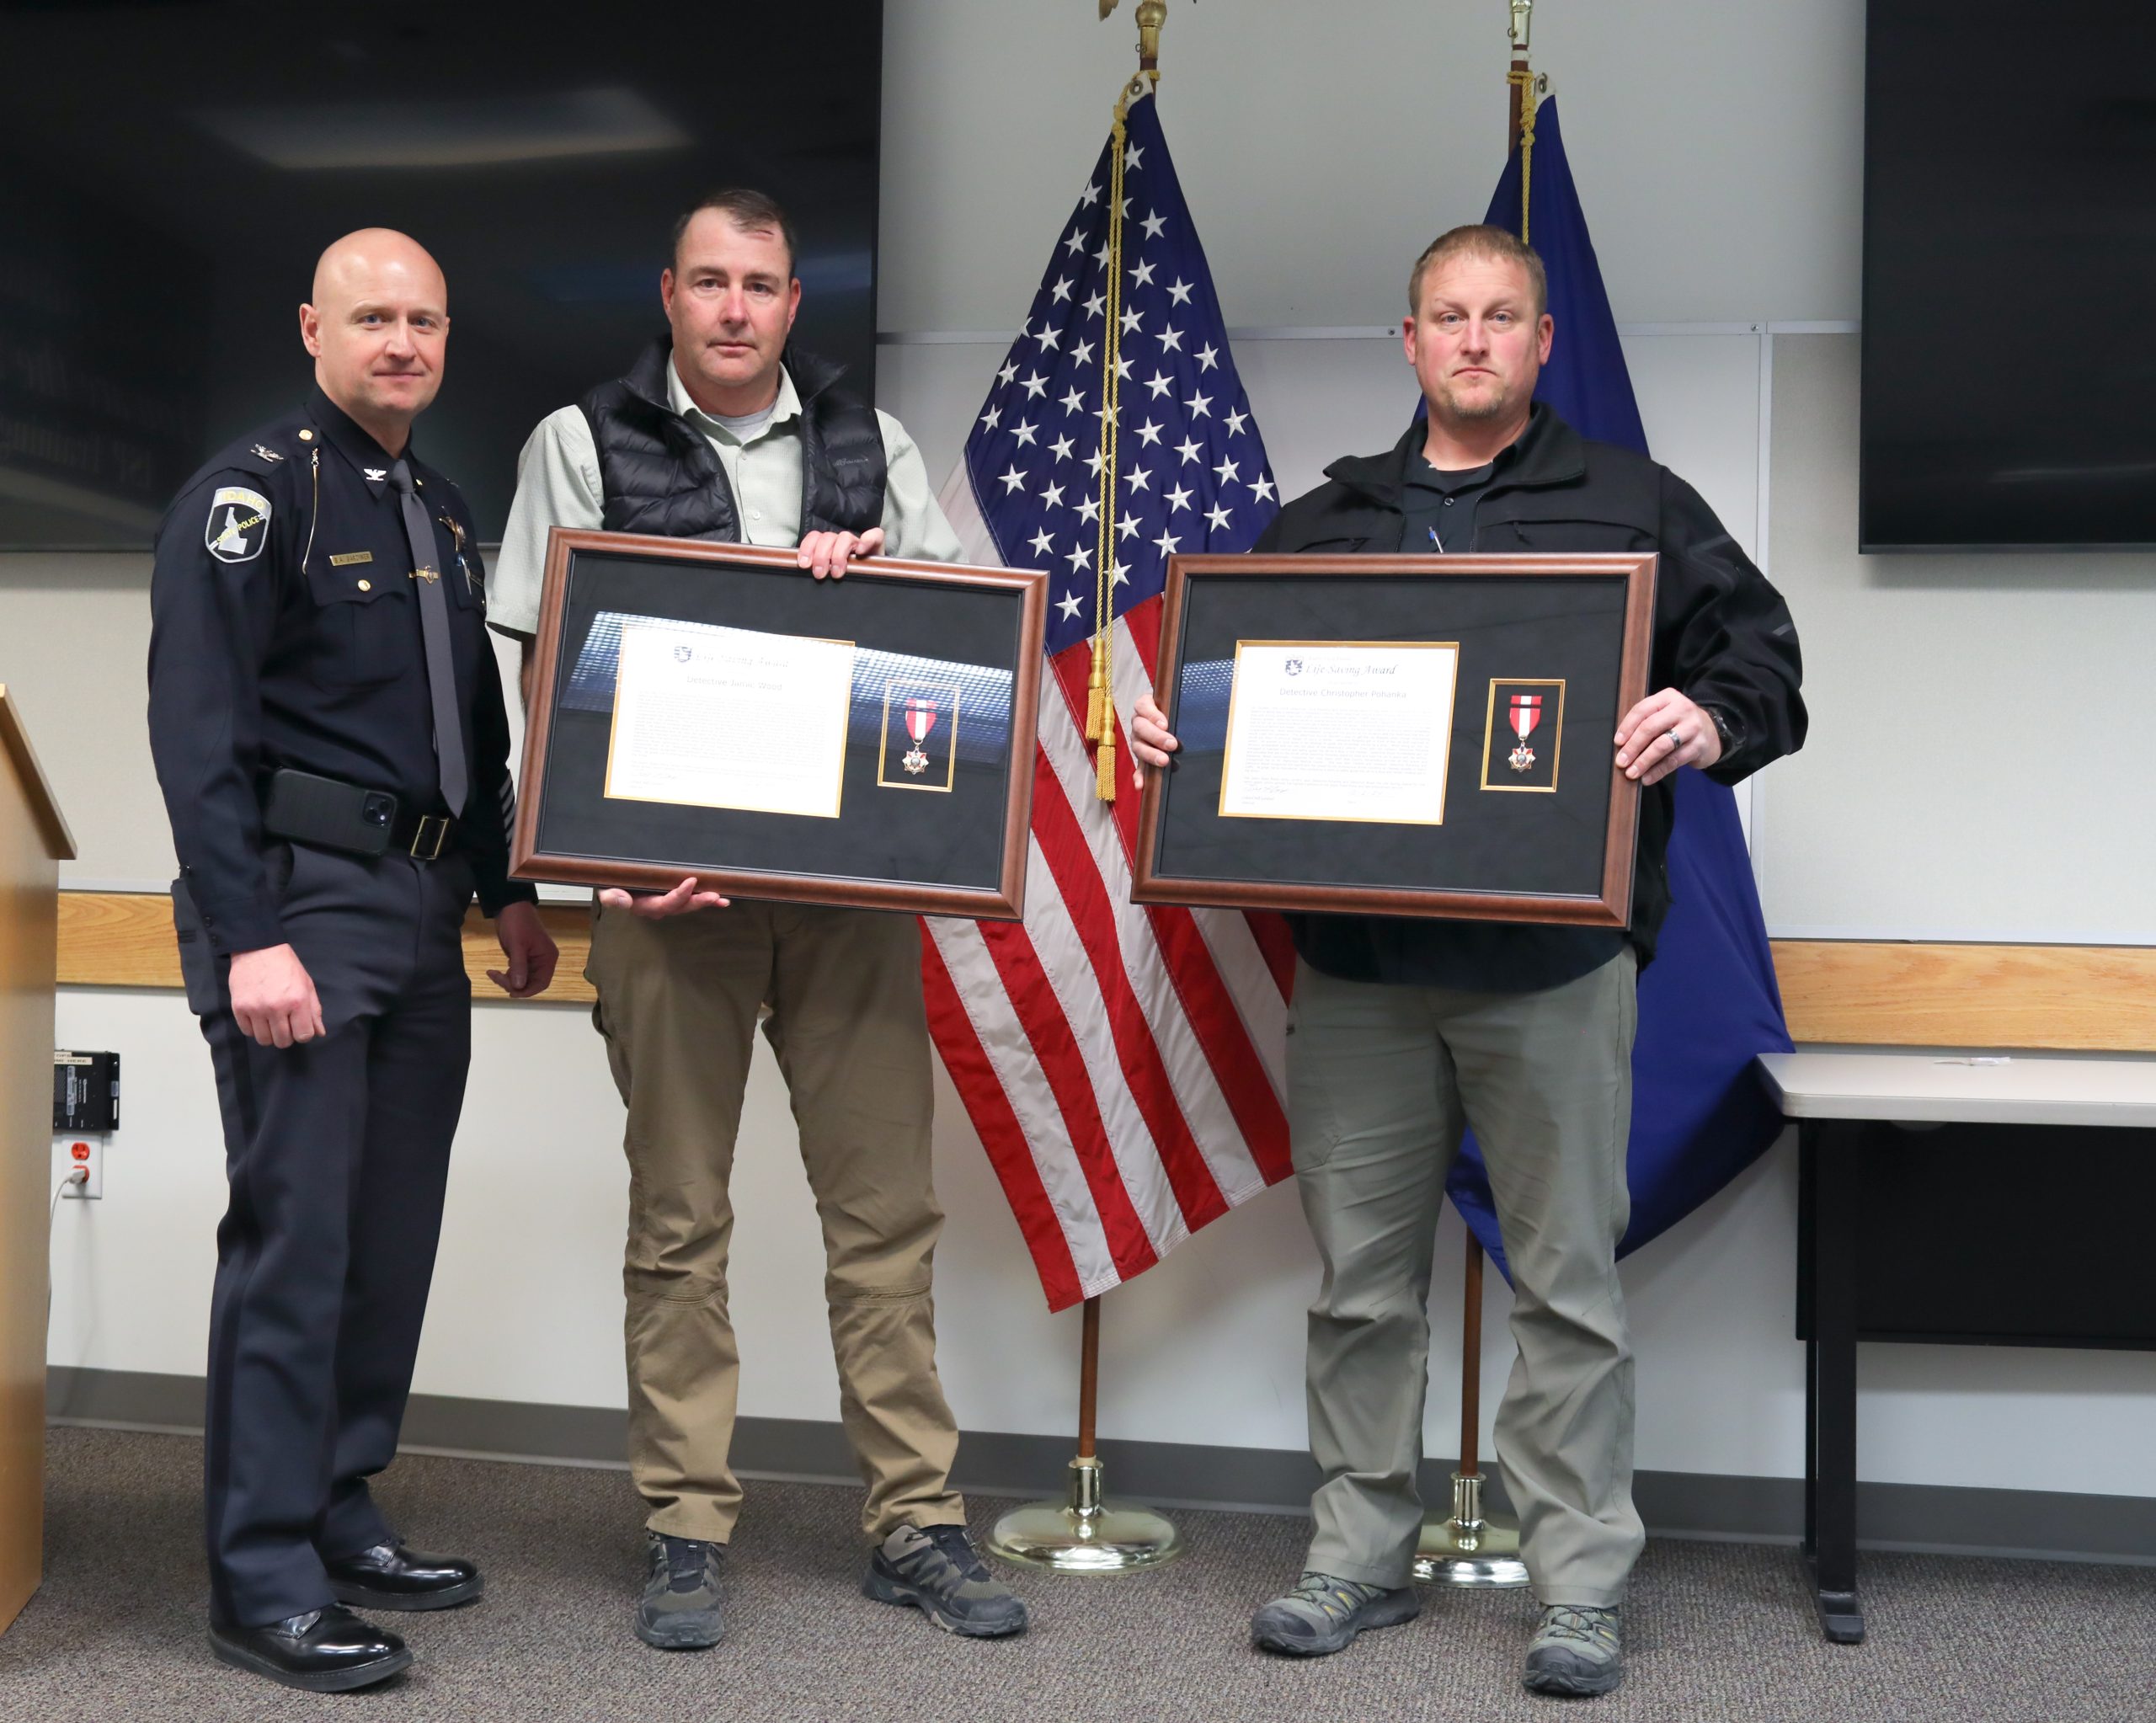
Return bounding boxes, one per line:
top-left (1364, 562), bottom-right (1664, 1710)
top-left (490, 190), bottom-right (1026, 1651)
top-left (574, 328), bottom-right (889, 545)
top-left (1134, 225), bottom-right (1804, 1699)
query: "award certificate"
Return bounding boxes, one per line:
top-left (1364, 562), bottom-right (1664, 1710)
top-left (604, 617), bottom-right (855, 819)
top-left (1219, 641), bottom-right (1459, 824)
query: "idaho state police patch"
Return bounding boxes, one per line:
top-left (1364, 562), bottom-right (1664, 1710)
top-left (205, 485), bottom-right (271, 563)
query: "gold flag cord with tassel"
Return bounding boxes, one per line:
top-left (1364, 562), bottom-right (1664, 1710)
top-left (1086, 69), bottom-right (1158, 803)
top-left (1086, 82), bottom-right (1135, 800)
top-left (1506, 0), bottom-right (1538, 245)
top-left (1507, 66), bottom-right (1538, 245)
top-left (1086, 3), bottom-right (1171, 802)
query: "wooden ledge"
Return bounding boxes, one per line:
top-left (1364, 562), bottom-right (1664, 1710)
top-left (57, 891), bottom-right (597, 1006)
top-left (1769, 940), bottom-right (2156, 1054)
top-left (51, 893), bottom-right (2156, 1052)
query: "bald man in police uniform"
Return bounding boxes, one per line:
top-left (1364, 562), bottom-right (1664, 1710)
top-left (148, 230), bottom-right (558, 1694)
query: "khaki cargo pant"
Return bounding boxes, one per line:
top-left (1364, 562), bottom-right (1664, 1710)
top-left (586, 899), bottom-right (966, 1544)
top-left (1289, 952), bottom-right (1646, 1607)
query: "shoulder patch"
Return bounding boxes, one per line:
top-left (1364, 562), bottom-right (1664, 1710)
top-left (205, 486), bottom-right (271, 563)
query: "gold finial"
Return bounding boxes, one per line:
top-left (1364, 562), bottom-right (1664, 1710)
top-left (1509, 0), bottom-right (1533, 53)
top-left (1100, 0), bottom-right (1171, 83)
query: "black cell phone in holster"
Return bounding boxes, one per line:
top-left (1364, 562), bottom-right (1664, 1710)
top-left (261, 768), bottom-right (398, 856)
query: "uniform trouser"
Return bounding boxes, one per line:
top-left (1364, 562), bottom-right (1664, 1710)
top-left (1289, 952), bottom-right (1645, 1607)
top-left (184, 843), bottom-right (474, 1630)
top-left (585, 899), bottom-right (964, 1545)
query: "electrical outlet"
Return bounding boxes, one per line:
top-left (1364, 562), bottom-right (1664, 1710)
top-left (58, 1138), bottom-right (101, 1200)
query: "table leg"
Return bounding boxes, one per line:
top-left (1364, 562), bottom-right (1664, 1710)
top-left (1802, 1118), bottom-right (1865, 1643)
top-left (1801, 1127), bottom-right (1818, 1561)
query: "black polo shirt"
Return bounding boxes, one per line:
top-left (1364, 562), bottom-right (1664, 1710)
top-left (1400, 451), bottom-right (1495, 555)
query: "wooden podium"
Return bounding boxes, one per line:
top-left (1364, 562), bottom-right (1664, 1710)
top-left (0, 687), bottom-right (74, 1638)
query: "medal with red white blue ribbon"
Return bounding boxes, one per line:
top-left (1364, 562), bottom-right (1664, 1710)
top-left (903, 696), bottom-right (938, 776)
top-left (1508, 692), bottom-right (1541, 772)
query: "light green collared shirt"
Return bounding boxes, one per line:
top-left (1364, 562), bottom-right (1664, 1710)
top-left (487, 357), bottom-right (962, 637)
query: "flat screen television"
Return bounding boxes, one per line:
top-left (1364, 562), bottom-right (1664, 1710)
top-left (0, 2), bottom-right (883, 548)
top-left (1862, 0), bottom-right (2156, 550)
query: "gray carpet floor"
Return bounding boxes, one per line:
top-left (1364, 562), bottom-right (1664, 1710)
top-left (3, 1427), bottom-right (2151, 1721)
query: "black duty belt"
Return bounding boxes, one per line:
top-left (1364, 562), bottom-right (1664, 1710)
top-left (259, 767), bottom-right (462, 862)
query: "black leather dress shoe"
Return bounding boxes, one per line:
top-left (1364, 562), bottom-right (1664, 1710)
top-left (325, 1540), bottom-right (484, 1611)
top-left (209, 1606), bottom-right (411, 1692)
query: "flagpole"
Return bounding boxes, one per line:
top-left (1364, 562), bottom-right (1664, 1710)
top-left (1415, 1236), bottom-right (1531, 1585)
top-left (989, 4), bottom-right (1190, 1573)
top-left (1416, 0), bottom-right (1540, 1590)
top-left (987, 1294), bottom-right (1188, 1571)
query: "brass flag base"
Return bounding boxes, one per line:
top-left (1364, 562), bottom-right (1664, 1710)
top-left (1414, 1470), bottom-right (1531, 1587)
top-left (987, 1456), bottom-right (1187, 1574)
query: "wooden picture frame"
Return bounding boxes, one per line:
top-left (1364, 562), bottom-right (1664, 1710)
top-left (514, 529), bottom-right (1047, 919)
top-left (1132, 552), bottom-right (1657, 926)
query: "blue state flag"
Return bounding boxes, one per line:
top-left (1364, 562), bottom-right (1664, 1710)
top-left (1445, 96), bottom-right (1796, 1274)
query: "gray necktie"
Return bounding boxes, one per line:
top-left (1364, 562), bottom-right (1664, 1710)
top-left (388, 459), bottom-right (468, 816)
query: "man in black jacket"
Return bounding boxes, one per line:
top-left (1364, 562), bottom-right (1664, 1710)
top-left (1132, 225), bottom-right (1803, 1699)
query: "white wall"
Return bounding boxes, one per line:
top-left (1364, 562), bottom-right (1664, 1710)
top-left (878, 0), bottom-right (1865, 332)
top-left (1757, 335), bottom-right (2156, 942)
top-left (20, 0), bottom-right (2156, 1503)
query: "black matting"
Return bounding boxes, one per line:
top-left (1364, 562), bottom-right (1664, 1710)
top-left (532, 550), bottom-right (1025, 894)
top-left (1155, 572), bottom-right (1625, 897)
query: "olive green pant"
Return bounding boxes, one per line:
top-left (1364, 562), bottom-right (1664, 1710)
top-left (586, 900), bottom-right (966, 1544)
top-left (1289, 952), bottom-right (1644, 1607)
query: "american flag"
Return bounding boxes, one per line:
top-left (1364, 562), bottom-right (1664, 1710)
top-left (924, 93), bottom-right (1295, 1311)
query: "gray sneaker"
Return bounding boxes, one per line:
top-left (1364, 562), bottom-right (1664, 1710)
top-left (634, 1533), bottom-right (725, 1651)
top-left (1250, 1571), bottom-right (1421, 1656)
top-left (1522, 1603), bottom-right (1623, 1697)
top-left (862, 1523), bottom-right (1028, 1638)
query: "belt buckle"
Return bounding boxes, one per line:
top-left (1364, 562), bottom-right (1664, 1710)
top-left (409, 814), bottom-right (450, 862)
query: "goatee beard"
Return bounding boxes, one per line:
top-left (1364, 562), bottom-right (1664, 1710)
top-left (1444, 385), bottom-right (1511, 421)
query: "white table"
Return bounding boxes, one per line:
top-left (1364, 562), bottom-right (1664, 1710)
top-left (1758, 1050), bottom-right (2156, 1128)
top-left (1755, 1049), bottom-right (2156, 1644)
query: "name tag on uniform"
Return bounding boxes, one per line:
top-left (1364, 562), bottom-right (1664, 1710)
top-left (328, 551), bottom-right (373, 567)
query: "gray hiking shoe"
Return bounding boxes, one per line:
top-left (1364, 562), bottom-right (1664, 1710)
top-left (862, 1523), bottom-right (1028, 1638)
top-left (1250, 1571), bottom-right (1420, 1656)
top-left (1522, 1603), bottom-right (1623, 1697)
top-left (634, 1533), bottom-right (725, 1650)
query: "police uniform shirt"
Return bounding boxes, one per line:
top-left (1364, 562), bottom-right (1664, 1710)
top-left (485, 361), bottom-right (963, 638)
top-left (147, 385), bottom-right (535, 957)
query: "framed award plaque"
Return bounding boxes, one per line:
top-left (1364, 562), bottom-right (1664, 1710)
top-left (513, 530), bottom-right (1048, 918)
top-left (1131, 553), bottom-right (1658, 926)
